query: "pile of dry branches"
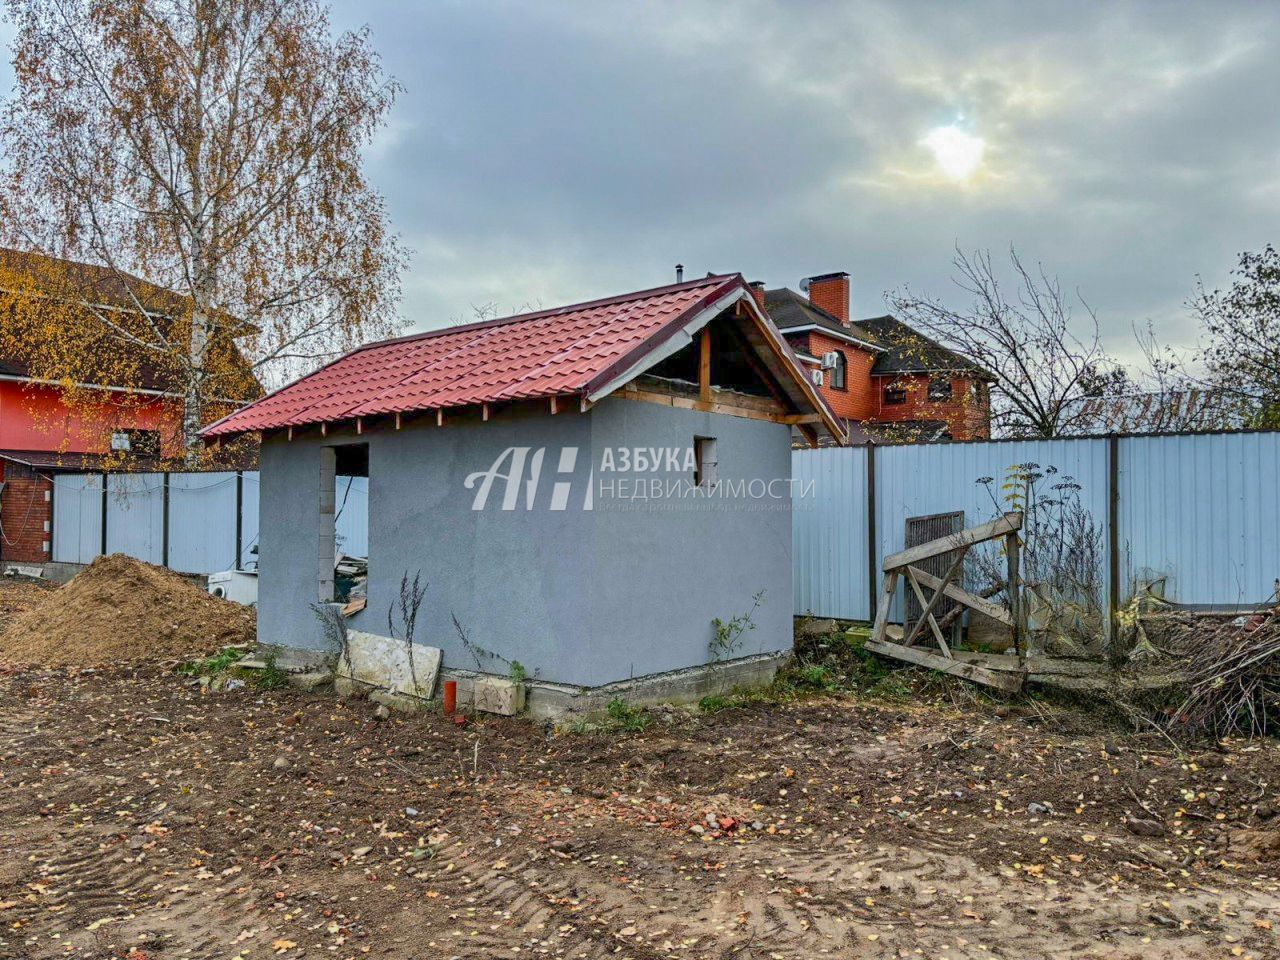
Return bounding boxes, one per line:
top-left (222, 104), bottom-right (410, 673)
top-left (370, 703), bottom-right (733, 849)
top-left (1147, 600), bottom-right (1280, 740)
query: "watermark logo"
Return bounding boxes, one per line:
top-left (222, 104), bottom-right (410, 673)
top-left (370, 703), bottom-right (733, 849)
top-left (465, 446), bottom-right (811, 512)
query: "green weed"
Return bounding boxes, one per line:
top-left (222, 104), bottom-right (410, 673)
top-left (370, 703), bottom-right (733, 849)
top-left (606, 697), bottom-right (652, 732)
top-left (252, 649), bottom-right (289, 691)
top-left (698, 694), bottom-right (734, 714)
top-left (177, 647), bottom-right (248, 676)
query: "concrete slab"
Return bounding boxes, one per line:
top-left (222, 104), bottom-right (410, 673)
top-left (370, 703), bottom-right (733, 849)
top-left (286, 670), bottom-right (333, 692)
top-left (472, 677), bottom-right (526, 716)
top-left (339, 630), bottom-right (441, 700)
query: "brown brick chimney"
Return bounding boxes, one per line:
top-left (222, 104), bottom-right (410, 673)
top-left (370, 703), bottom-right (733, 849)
top-left (803, 272), bottom-right (850, 325)
top-left (748, 280), bottom-right (766, 309)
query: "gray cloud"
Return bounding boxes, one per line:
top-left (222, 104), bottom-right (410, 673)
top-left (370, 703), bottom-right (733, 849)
top-left (6, 2), bottom-right (1277, 367)
top-left (335, 0), bottom-right (1280, 364)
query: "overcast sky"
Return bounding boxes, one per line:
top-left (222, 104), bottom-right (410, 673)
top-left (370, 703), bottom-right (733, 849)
top-left (7, 1), bottom-right (1279, 366)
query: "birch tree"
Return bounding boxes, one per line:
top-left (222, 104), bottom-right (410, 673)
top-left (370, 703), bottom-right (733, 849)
top-left (0, 0), bottom-right (407, 460)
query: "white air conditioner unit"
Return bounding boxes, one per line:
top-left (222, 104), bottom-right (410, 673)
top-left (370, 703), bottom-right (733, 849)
top-left (810, 369), bottom-right (824, 386)
top-left (821, 351), bottom-right (841, 369)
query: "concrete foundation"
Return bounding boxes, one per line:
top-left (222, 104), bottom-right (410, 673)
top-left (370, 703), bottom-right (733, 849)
top-left (444, 651), bottom-right (789, 721)
top-left (326, 650), bottom-right (788, 720)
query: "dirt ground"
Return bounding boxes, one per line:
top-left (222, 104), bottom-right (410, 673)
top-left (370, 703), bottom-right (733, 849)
top-left (2, 659), bottom-right (1279, 960)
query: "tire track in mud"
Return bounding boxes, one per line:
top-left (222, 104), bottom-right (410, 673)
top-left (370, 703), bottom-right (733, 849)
top-left (0, 820), bottom-right (271, 959)
top-left (0, 698), bottom-right (271, 960)
top-left (425, 839), bottom-right (663, 959)
top-left (452, 783), bottom-right (1274, 960)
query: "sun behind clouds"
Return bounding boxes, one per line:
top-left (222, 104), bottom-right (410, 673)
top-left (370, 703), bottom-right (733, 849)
top-left (920, 124), bottom-right (986, 181)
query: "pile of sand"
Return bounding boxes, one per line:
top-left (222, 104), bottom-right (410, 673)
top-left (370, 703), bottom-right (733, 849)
top-left (1, 553), bottom-right (256, 667)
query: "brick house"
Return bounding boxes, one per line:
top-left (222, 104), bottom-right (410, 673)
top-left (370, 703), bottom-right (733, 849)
top-left (0, 249), bottom-right (256, 565)
top-left (760, 272), bottom-right (992, 442)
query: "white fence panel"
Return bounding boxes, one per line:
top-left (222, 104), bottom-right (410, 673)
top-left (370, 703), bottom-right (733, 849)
top-left (168, 472), bottom-right (240, 574)
top-left (105, 473), bottom-right (165, 565)
top-left (51, 473), bottom-right (103, 564)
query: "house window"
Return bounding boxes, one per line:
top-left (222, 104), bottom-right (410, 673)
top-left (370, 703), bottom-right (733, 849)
top-left (829, 351), bottom-right (847, 390)
top-left (883, 383), bottom-right (907, 406)
top-left (927, 377), bottom-right (953, 402)
top-left (110, 428), bottom-right (160, 458)
top-left (694, 436), bottom-right (718, 490)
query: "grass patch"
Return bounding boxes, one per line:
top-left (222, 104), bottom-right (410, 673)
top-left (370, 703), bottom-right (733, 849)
top-left (606, 696), bottom-right (652, 732)
top-left (177, 646), bottom-right (248, 677)
top-left (698, 694), bottom-right (734, 714)
top-left (251, 649), bottom-right (290, 691)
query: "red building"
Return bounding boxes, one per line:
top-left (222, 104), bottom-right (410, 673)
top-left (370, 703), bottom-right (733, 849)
top-left (761, 272), bottom-right (992, 442)
top-left (0, 249), bottom-right (253, 565)
top-left (0, 377), bottom-right (179, 564)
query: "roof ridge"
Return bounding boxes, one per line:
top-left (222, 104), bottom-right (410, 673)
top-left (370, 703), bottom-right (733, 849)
top-left (355, 273), bottom-right (742, 354)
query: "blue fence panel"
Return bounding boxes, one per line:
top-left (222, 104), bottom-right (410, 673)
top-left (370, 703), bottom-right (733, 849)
top-left (167, 472), bottom-right (240, 574)
top-left (105, 473), bottom-right (165, 565)
top-left (792, 446), bottom-right (869, 619)
top-left (51, 473), bottom-right (103, 565)
top-left (873, 439), bottom-right (1111, 619)
top-left (1119, 433), bottom-right (1280, 607)
top-left (49, 469), bottom-right (356, 576)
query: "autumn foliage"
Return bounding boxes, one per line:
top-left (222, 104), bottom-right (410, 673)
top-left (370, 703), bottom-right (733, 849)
top-left (0, 0), bottom-right (407, 460)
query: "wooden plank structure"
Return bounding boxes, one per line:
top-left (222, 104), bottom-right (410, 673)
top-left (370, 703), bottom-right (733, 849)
top-left (870, 511), bottom-right (1027, 693)
top-left (903, 511), bottom-right (965, 647)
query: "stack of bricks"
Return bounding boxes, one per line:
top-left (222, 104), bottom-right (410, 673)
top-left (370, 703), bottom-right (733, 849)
top-left (0, 461), bottom-right (52, 563)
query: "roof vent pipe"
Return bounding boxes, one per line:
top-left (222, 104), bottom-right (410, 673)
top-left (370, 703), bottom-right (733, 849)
top-left (675, 263), bottom-right (684, 283)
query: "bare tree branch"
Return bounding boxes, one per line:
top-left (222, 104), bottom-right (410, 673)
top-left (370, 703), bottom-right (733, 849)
top-left (888, 246), bottom-right (1120, 439)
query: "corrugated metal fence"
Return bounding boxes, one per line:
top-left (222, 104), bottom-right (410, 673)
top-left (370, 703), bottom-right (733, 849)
top-left (50, 471), bottom-right (368, 575)
top-left (794, 431), bottom-right (1280, 620)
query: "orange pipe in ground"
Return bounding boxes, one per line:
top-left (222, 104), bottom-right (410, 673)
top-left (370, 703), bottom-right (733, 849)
top-left (443, 680), bottom-right (457, 715)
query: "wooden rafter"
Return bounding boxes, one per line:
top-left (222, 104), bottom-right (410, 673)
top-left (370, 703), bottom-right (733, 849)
top-left (698, 326), bottom-right (712, 403)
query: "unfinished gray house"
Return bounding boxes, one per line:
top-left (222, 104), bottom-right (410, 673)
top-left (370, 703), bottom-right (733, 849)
top-left (202, 273), bottom-right (846, 709)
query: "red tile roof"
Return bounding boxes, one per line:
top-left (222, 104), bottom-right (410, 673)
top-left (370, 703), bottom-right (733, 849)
top-left (203, 275), bottom-right (747, 437)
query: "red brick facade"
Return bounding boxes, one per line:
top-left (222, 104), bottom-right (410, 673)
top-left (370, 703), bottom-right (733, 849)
top-left (0, 461), bottom-right (53, 562)
top-left (0, 380), bottom-right (187, 565)
top-left (806, 330), bottom-right (878, 422)
top-left (788, 331), bottom-right (990, 441)
top-left (869, 372), bottom-right (990, 440)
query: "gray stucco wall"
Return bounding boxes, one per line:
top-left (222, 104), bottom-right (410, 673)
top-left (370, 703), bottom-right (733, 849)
top-left (255, 396), bottom-right (793, 687)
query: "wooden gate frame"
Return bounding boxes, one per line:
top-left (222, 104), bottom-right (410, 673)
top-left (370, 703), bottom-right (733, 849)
top-left (868, 511), bottom-right (1025, 693)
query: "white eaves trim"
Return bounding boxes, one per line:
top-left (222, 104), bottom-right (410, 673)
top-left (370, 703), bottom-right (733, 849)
top-left (0, 372), bottom-right (174, 398)
top-left (585, 286), bottom-right (847, 444)
top-left (776, 323), bottom-right (881, 352)
top-left (0, 372), bottom-right (244, 405)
